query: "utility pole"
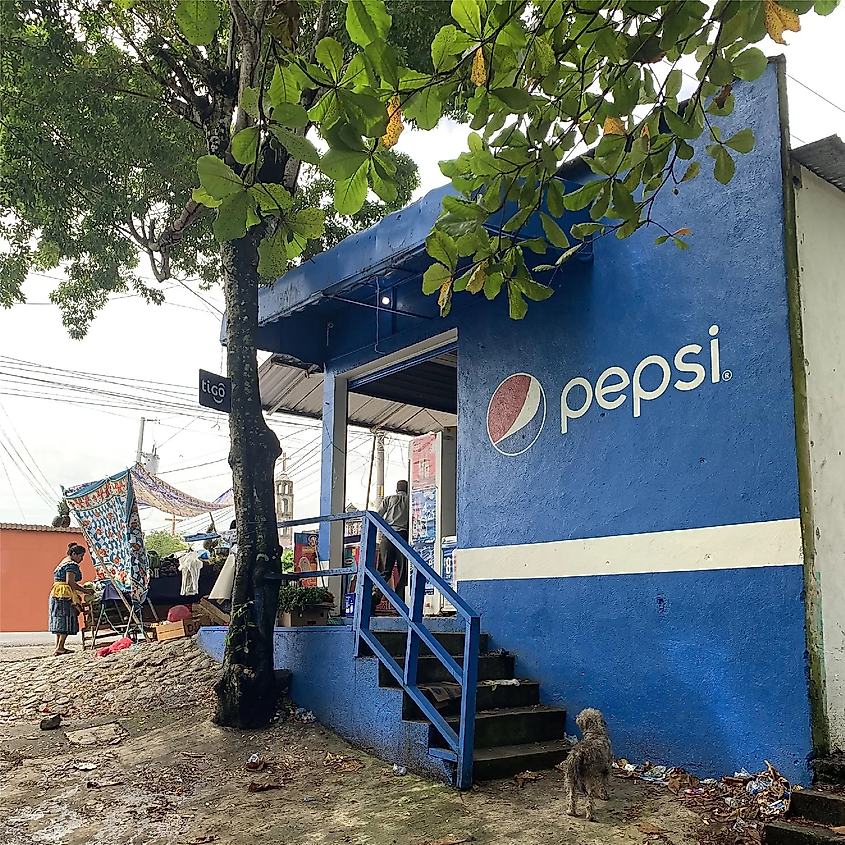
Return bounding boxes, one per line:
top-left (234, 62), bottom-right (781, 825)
top-left (375, 431), bottom-right (385, 509)
top-left (136, 417), bottom-right (146, 466)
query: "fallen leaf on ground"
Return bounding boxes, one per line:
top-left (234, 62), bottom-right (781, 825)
top-left (427, 838), bottom-right (475, 845)
top-left (87, 780), bottom-right (123, 789)
top-left (324, 751), bottom-right (364, 773)
top-left (636, 822), bottom-right (668, 835)
top-left (247, 781), bottom-right (283, 792)
top-left (245, 757), bottom-right (267, 772)
top-left (831, 826), bottom-right (845, 835)
top-left (514, 771), bottom-right (544, 788)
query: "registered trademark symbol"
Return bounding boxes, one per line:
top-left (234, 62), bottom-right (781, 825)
top-left (722, 370), bottom-right (733, 381)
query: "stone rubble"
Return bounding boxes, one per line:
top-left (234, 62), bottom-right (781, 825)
top-left (0, 638), bottom-right (220, 724)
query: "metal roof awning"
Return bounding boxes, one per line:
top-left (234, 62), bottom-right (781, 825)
top-left (258, 352), bottom-right (458, 436)
top-left (793, 136), bottom-right (845, 193)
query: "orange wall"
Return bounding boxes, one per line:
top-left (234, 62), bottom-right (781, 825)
top-left (0, 528), bottom-right (98, 632)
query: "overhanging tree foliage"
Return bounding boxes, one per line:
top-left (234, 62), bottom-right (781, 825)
top-left (1, 0), bottom-right (836, 728)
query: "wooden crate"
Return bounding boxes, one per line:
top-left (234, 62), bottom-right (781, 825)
top-left (278, 605), bottom-right (332, 627)
top-left (153, 618), bottom-right (202, 641)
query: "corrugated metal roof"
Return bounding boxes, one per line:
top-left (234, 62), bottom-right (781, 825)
top-left (258, 355), bottom-right (457, 436)
top-left (0, 523), bottom-right (83, 533)
top-left (793, 136), bottom-right (845, 193)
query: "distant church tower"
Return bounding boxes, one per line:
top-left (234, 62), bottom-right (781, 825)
top-left (275, 452), bottom-right (294, 547)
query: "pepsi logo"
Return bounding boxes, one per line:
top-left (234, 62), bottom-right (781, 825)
top-left (487, 373), bottom-right (546, 456)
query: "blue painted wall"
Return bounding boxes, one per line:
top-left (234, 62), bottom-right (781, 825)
top-left (197, 626), bottom-right (452, 782)
top-left (452, 64), bottom-right (811, 782)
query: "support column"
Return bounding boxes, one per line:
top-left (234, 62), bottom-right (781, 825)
top-left (320, 368), bottom-right (347, 568)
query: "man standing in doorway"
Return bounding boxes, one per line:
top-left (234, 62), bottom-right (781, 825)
top-left (374, 479), bottom-right (409, 611)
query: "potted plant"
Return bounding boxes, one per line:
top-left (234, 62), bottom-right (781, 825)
top-left (277, 584), bottom-right (335, 628)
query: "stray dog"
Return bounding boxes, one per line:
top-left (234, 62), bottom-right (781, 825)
top-left (562, 708), bottom-right (613, 821)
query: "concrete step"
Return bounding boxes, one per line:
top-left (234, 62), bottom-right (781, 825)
top-left (402, 680), bottom-right (541, 720)
top-left (472, 741), bottom-right (570, 781)
top-left (791, 790), bottom-right (845, 827)
top-left (764, 820), bottom-right (845, 844)
top-left (815, 754), bottom-right (845, 785)
top-left (429, 705), bottom-right (568, 750)
top-left (378, 654), bottom-right (515, 688)
top-left (367, 630), bottom-right (489, 659)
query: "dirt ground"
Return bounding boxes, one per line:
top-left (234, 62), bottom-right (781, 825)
top-left (0, 641), bottom-right (713, 845)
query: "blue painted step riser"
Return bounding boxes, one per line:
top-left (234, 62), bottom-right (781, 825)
top-left (429, 708), bottom-right (568, 749)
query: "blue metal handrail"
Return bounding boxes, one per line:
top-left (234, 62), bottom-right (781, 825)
top-left (278, 510), bottom-right (480, 789)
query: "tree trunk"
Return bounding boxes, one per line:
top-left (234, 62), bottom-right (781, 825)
top-left (213, 228), bottom-right (283, 729)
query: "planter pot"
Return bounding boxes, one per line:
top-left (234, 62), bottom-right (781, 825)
top-left (278, 603), bottom-right (334, 627)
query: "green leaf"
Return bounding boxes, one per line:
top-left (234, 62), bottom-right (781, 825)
top-left (346, 0), bottom-right (392, 47)
top-left (315, 37), bottom-right (345, 80)
top-left (546, 179), bottom-right (565, 218)
top-left (654, 235), bottom-right (670, 245)
top-left (492, 87), bottom-right (534, 112)
top-left (431, 24), bottom-right (470, 71)
top-left (405, 87), bottom-right (442, 131)
top-left (426, 231), bottom-right (458, 271)
top-left (450, 0), bottom-right (482, 39)
top-left (562, 179), bottom-right (605, 212)
top-left (321, 148), bottom-right (369, 180)
top-left (271, 102), bottom-right (309, 129)
top-left (364, 39), bottom-right (399, 89)
top-left (609, 181), bottom-right (637, 221)
top-left (665, 68), bottom-right (683, 99)
top-left (197, 155), bottom-right (243, 200)
top-left (370, 164), bottom-right (397, 202)
top-left (507, 282), bottom-right (528, 319)
top-left (673, 236), bottom-right (690, 250)
top-left (174, 0), bottom-right (220, 45)
top-left (249, 183), bottom-right (293, 214)
top-left (269, 65), bottom-right (302, 107)
top-left (309, 90), bottom-right (341, 128)
top-left (422, 262), bottom-right (451, 295)
top-left (337, 89), bottom-right (389, 135)
top-left (258, 232), bottom-right (289, 278)
top-left (334, 166), bottom-right (368, 215)
top-left (570, 222), bottom-right (604, 241)
top-left (231, 126), bottom-right (260, 165)
top-left (241, 87), bottom-right (261, 119)
top-left (663, 107), bottom-right (699, 141)
top-left (815, 1), bottom-right (838, 15)
top-left (516, 278), bottom-right (553, 302)
top-left (540, 212), bottom-right (570, 249)
top-left (484, 271), bottom-right (505, 300)
top-left (213, 191), bottom-right (251, 243)
top-left (680, 160), bottom-right (700, 182)
top-left (725, 128), bottom-right (755, 154)
top-left (269, 127), bottom-right (320, 165)
top-left (713, 146), bottom-right (735, 185)
top-left (192, 187), bottom-right (221, 208)
top-left (290, 208), bottom-right (325, 239)
top-left (732, 47), bottom-right (767, 82)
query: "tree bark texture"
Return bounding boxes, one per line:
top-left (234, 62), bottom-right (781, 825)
top-left (213, 229), bottom-right (283, 729)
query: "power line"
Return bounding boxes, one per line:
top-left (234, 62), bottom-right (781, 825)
top-left (0, 447), bottom-right (26, 522)
top-left (787, 74), bottom-right (845, 118)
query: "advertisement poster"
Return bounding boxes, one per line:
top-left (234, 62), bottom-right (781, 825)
top-left (411, 434), bottom-right (437, 490)
top-left (294, 532), bottom-right (319, 588)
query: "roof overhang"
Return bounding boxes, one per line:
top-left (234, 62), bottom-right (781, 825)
top-left (792, 136), bottom-right (845, 193)
top-left (258, 350), bottom-right (458, 436)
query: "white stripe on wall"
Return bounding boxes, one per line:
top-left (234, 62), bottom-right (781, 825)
top-left (456, 518), bottom-right (803, 582)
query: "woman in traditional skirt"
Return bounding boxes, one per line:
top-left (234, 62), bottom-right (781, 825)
top-left (49, 543), bottom-right (87, 655)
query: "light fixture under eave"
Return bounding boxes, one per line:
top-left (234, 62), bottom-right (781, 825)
top-left (380, 295), bottom-right (391, 306)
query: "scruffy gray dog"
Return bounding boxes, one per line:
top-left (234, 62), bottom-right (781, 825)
top-left (562, 708), bottom-right (613, 821)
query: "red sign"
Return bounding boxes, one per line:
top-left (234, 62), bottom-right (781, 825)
top-left (411, 434), bottom-right (437, 490)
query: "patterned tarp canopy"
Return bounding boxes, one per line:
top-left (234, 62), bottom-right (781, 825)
top-left (63, 469), bottom-right (149, 603)
top-left (130, 464), bottom-right (233, 517)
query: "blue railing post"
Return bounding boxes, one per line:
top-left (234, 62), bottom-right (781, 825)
top-left (353, 513), bottom-right (377, 656)
top-left (403, 568), bottom-right (426, 688)
top-left (457, 613), bottom-right (480, 790)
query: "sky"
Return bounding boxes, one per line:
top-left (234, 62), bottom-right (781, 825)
top-left (1, 12), bottom-right (843, 535)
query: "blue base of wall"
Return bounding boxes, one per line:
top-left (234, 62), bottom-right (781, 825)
top-left (459, 565), bottom-right (812, 785)
top-left (196, 625), bottom-right (452, 783)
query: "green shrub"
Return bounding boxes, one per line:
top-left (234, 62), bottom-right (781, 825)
top-left (278, 584), bottom-right (333, 612)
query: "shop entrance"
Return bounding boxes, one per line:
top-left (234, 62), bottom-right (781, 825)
top-left (345, 343), bottom-right (458, 615)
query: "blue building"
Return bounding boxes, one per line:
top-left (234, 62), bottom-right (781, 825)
top-left (204, 61), bottom-right (845, 786)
